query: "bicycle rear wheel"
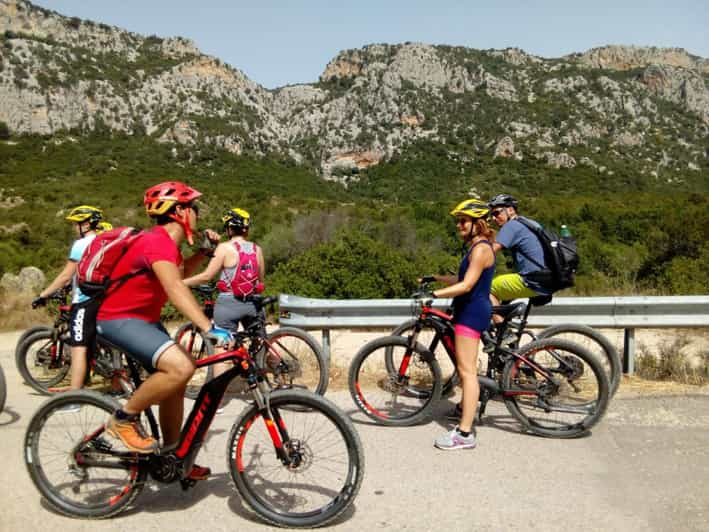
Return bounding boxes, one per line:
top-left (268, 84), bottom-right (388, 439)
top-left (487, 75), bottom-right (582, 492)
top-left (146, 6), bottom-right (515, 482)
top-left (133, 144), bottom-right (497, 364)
top-left (349, 335), bottom-right (442, 426)
top-left (536, 323), bottom-right (621, 397)
top-left (502, 338), bottom-right (610, 438)
top-left (24, 390), bottom-right (147, 518)
top-left (257, 327), bottom-right (328, 395)
top-left (227, 389), bottom-right (363, 528)
top-left (174, 322), bottom-right (214, 399)
top-left (16, 329), bottom-right (71, 393)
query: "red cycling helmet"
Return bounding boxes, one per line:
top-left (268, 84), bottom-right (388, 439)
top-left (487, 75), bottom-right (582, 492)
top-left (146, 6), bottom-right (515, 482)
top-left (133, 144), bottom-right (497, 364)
top-left (144, 181), bottom-right (202, 244)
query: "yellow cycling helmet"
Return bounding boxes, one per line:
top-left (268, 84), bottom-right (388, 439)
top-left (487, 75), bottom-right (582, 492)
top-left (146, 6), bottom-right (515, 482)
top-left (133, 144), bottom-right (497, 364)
top-left (96, 221), bottom-right (113, 233)
top-left (449, 199), bottom-right (489, 219)
top-left (65, 205), bottom-right (103, 226)
top-left (222, 207), bottom-right (250, 232)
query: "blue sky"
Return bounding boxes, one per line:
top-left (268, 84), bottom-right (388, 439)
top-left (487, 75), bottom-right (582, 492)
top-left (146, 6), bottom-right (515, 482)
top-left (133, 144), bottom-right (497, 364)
top-left (32, 1), bottom-right (709, 89)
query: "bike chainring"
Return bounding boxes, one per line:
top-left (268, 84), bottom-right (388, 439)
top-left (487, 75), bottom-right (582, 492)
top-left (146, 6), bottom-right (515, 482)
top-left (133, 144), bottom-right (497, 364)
top-left (149, 454), bottom-right (181, 483)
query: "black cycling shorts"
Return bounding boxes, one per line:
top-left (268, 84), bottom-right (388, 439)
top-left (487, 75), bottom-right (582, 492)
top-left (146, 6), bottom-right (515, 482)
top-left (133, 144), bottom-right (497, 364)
top-left (68, 298), bottom-right (100, 348)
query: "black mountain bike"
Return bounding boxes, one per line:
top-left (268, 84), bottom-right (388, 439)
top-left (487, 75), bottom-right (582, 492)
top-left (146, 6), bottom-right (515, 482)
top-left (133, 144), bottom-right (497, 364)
top-left (15, 287), bottom-right (71, 354)
top-left (175, 286), bottom-right (328, 398)
top-left (349, 280), bottom-right (610, 438)
top-left (390, 291), bottom-right (622, 398)
top-left (16, 293), bottom-right (136, 395)
top-left (24, 334), bottom-right (363, 528)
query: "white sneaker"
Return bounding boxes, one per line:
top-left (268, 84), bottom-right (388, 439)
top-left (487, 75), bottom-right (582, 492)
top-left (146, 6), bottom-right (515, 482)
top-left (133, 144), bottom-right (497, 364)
top-left (434, 426), bottom-right (477, 450)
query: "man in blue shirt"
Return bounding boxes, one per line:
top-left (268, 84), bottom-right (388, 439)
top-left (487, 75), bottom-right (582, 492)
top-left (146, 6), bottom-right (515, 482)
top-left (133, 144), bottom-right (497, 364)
top-left (488, 194), bottom-right (551, 311)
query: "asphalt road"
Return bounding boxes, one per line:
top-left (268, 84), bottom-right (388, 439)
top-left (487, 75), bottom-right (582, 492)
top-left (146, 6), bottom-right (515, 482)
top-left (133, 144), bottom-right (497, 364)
top-left (1, 333), bottom-right (708, 532)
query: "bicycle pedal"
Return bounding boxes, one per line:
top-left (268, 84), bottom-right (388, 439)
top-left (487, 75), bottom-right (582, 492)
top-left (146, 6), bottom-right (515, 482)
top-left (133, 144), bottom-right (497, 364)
top-left (180, 479), bottom-right (197, 491)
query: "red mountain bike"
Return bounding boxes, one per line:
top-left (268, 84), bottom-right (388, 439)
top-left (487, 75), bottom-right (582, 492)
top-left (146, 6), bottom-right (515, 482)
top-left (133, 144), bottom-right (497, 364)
top-left (24, 336), bottom-right (363, 528)
top-left (175, 286), bottom-right (328, 398)
top-left (349, 280), bottom-right (610, 438)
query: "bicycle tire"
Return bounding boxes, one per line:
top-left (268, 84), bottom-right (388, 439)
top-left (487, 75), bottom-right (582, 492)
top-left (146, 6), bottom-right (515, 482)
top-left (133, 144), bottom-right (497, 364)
top-left (502, 338), bottom-right (610, 438)
top-left (16, 329), bottom-right (71, 393)
top-left (0, 364), bottom-right (6, 413)
top-left (14, 325), bottom-right (52, 360)
top-left (24, 390), bottom-right (147, 518)
top-left (389, 319), bottom-right (459, 396)
top-left (227, 389), bottom-right (363, 528)
top-left (536, 323), bottom-right (621, 397)
top-left (174, 321), bottom-right (214, 399)
top-left (349, 335), bottom-right (442, 426)
top-left (258, 327), bottom-right (329, 395)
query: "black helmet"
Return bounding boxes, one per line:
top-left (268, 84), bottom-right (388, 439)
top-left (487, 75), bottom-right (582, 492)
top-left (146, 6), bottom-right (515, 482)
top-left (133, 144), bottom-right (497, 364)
top-left (488, 194), bottom-right (518, 210)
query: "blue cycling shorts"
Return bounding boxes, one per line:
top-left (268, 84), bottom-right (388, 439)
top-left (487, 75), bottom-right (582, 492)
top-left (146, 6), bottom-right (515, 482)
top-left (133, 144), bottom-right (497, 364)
top-left (97, 319), bottom-right (175, 372)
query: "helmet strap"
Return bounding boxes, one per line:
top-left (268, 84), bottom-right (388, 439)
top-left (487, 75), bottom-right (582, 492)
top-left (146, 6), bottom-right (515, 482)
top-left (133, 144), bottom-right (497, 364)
top-left (168, 209), bottom-right (194, 245)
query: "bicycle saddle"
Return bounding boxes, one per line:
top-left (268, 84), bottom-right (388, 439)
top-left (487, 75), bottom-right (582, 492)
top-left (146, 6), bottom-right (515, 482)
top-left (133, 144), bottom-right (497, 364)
top-left (491, 301), bottom-right (527, 320)
top-left (530, 295), bottom-right (553, 306)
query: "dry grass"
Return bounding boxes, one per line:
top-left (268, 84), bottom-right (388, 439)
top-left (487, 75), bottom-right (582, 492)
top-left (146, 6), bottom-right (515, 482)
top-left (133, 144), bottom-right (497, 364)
top-left (635, 336), bottom-right (709, 386)
top-left (0, 290), bottom-right (53, 331)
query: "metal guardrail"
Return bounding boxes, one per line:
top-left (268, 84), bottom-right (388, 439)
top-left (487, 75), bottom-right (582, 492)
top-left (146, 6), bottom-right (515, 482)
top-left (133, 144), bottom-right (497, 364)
top-left (278, 294), bottom-right (709, 374)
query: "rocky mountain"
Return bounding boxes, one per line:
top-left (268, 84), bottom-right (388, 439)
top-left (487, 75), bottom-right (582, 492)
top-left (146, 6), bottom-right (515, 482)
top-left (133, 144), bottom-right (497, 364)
top-left (1, 0), bottom-right (707, 184)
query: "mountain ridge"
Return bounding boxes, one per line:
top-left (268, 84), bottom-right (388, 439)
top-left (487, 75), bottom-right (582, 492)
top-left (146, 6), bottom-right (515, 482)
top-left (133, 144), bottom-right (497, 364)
top-left (0, 0), bottom-right (707, 185)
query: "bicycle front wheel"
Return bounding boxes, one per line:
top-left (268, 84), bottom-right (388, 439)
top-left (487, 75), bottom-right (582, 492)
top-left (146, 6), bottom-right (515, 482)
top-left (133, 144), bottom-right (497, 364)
top-left (536, 323), bottom-right (621, 397)
top-left (174, 322), bottom-right (214, 399)
top-left (258, 327), bottom-right (328, 395)
top-left (227, 389), bottom-right (363, 528)
top-left (502, 338), bottom-right (610, 438)
top-left (15, 325), bottom-right (52, 360)
top-left (349, 335), bottom-right (442, 426)
top-left (389, 319), bottom-right (458, 396)
top-left (24, 390), bottom-right (147, 518)
top-left (16, 329), bottom-right (71, 393)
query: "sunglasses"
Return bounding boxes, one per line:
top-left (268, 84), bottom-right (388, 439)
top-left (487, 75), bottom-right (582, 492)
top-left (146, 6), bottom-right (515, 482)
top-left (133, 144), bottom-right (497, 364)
top-left (455, 217), bottom-right (471, 225)
top-left (491, 209), bottom-right (504, 217)
top-left (186, 202), bottom-right (199, 216)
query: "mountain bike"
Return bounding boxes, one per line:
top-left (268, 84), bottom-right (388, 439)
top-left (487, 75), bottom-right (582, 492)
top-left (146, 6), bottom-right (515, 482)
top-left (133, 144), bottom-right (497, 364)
top-left (25, 334), bottom-right (364, 528)
top-left (16, 301), bottom-right (141, 396)
top-left (390, 289), bottom-right (622, 397)
top-left (15, 287), bottom-right (71, 364)
top-left (349, 281), bottom-right (610, 438)
top-left (174, 285), bottom-right (328, 398)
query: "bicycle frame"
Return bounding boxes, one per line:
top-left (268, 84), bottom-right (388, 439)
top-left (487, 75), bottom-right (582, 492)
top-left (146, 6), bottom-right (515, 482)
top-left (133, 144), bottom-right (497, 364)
top-left (401, 301), bottom-right (562, 402)
top-left (79, 344), bottom-right (292, 486)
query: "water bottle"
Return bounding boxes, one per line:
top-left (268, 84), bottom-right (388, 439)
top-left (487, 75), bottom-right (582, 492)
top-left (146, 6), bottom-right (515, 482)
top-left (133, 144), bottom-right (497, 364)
top-left (559, 224), bottom-right (571, 238)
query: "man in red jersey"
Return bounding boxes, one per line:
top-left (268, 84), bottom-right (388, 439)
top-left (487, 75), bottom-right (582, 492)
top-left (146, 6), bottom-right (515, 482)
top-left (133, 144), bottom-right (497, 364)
top-left (97, 181), bottom-right (231, 481)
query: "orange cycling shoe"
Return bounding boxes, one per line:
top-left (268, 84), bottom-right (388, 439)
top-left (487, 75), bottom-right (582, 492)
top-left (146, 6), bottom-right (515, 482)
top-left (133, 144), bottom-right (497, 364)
top-left (106, 414), bottom-right (159, 454)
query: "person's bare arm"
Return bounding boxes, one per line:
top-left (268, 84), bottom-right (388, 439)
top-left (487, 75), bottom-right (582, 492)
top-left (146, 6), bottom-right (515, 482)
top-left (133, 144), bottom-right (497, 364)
top-left (492, 242), bottom-right (504, 254)
top-left (256, 245), bottom-right (265, 281)
top-left (433, 246), bottom-right (493, 299)
top-left (432, 274), bottom-right (457, 286)
top-left (183, 250), bottom-right (210, 278)
top-left (39, 261), bottom-right (76, 298)
top-left (152, 260), bottom-right (211, 331)
top-left (183, 243), bottom-right (228, 286)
